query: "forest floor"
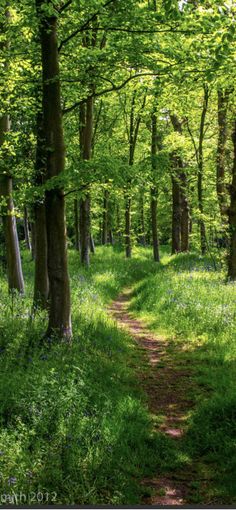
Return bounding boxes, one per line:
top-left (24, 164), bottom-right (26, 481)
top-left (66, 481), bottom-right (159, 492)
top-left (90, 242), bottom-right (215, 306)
top-left (0, 246), bottom-right (236, 505)
top-left (109, 289), bottom-right (208, 505)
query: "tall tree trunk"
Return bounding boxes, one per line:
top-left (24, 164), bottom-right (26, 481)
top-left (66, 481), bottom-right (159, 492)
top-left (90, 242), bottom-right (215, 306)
top-left (139, 192), bottom-right (146, 246)
top-left (150, 113), bottom-right (160, 261)
top-left (228, 120), bottom-right (236, 280)
top-left (80, 97), bottom-right (93, 266)
top-left (90, 233), bottom-right (95, 254)
top-left (74, 198), bottom-right (80, 251)
top-left (198, 85), bottom-right (209, 255)
top-left (124, 193), bottom-right (132, 258)
top-left (108, 229), bottom-right (114, 245)
top-left (34, 201), bottom-right (49, 309)
top-left (171, 163), bottom-right (182, 254)
top-left (124, 91), bottom-right (146, 258)
top-left (151, 187), bottom-right (159, 261)
top-left (36, 0), bottom-right (71, 339)
top-left (0, 137), bottom-right (24, 293)
top-left (31, 221), bottom-right (36, 260)
top-left (0, 10), bottom-right (24, 294)
top-left (33, 112), bottom-right (49, 310)
top-left (180, 172), bottom-right (189, 252)
top-left (102, 189), bottom-right (109, 245)
top-left (79, 196), bottom-right (90, 266)
top-left (116, 204), bottom-right (121, 244)
top-left (216, 89), bottom-right (229, 219)
top-left (24, 207), bottom-right (31, 251)
top-left (170, 114), bottom-right (189, 253)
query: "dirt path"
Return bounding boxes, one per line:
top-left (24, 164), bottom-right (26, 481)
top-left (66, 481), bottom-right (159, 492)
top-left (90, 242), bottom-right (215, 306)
top-left (109, 288), bottom-right (199, 506)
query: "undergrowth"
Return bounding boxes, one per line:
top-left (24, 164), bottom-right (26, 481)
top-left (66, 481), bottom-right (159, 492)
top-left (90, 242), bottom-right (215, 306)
top-left (0, 246), bottom-right (161, 505)
top-left (0, 246), bottom-right (236, 504)
top-left (130, 250), bottom-right (236, 504)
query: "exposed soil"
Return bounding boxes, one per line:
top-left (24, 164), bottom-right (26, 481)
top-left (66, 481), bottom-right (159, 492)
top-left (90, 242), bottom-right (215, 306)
top-left (109, 288), bottom-right (200, 506)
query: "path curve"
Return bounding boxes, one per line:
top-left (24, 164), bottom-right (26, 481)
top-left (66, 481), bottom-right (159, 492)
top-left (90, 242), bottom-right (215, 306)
top-left (109, 288), bottom-right (197, 506)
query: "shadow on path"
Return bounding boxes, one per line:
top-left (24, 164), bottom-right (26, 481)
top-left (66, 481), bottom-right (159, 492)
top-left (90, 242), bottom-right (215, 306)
top-left (109, 288), bottom-right (201, 506)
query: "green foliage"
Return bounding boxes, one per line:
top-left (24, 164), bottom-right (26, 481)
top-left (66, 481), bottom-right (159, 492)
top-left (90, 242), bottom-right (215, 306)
top-left (130, 248), bottom-right (236, 503)
top-left (0, 247), bottom-right (163, 505)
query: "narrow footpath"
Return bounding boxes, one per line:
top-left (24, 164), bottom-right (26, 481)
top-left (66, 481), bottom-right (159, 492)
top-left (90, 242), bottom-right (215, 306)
top-left (109, 288), bottom-right (204, 506)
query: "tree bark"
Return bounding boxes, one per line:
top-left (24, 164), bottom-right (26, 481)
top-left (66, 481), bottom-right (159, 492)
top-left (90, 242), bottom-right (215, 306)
top-left (0, 10), bottom-right (24, 294)
top-left (74, 198), bottom-right (80, 251)
top-left (171, 162), bottom-right (182, 254)
top-left (124, 91), bottom-right (146, 258)
top-left (124, 193), bottom-right (132, 258)
top-left (216, 89), bottom-right (229, 219)
top-left (90, 233), bottom-right (95, 254)
top-left (34, 200), bottom-right (49, 309)
top-left (33, 111), bottom-right (49, 310)
top-left (170, 114), bottom-right (189, 253)
top-left (102, 189), bottom-right (109, 245)
top-left (150, 113), bottom-right (160, 261)
top-left (31, 221), bottom-right (36, 260)
top-left (79, 196), bottom-right (90, 266)
top-left (36, 0), bottom-right (71, 339)
top-left (24, 207), bottom-right (31, 251)
top-left (80, 97), bottom-right (93, 266)
top-left (0, 130), bottom-right (24, 293)
top-left (228, 120), bottom-right (236, 280)
top-left (180, 172), bottom-right (189, 252)
top-left (139, 192), bottom-right (146, 246)
top-left (198, 85), bottom-right (209, 255)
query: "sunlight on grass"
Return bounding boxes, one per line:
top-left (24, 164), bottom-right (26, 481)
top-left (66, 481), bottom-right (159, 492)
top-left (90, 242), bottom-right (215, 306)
top-left (1, 247), bottom-right (236, 504)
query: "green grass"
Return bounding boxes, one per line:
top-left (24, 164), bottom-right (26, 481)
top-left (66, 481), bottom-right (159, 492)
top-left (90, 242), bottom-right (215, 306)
top-left (0, 246), bottom-right (236, 504)
top-left (0, 246), bottom-right (164, 505)
top-left (130, 250), bottom-right (236, 504)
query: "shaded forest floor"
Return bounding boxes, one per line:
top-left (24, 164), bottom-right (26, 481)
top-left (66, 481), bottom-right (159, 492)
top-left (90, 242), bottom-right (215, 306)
top-left (0, 246), bottom-right (236, 505)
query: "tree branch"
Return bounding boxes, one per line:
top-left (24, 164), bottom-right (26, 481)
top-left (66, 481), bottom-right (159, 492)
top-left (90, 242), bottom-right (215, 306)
top-left (63, 72), bottom-right (158, 115)
top-left (59, 0), bottom-right (73, 13)
top-left (58, 0), bottom-right (117, 52)
top-left (72, 26), bottom-right (197, 35)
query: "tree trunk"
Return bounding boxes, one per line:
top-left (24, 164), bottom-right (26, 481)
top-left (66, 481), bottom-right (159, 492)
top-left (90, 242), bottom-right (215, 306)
top-left (90, 233), bottom-right (95, 254)
top-left (24, 207), bottom-right (31, 251)
top-left (0, 127), bottom-right (24, 295)
top-left (36, 0), bottom-right (71, 339)
top-left (74, 198), bottom-right (80, 251)
top-left (80, 196), bottom-right (90, 267)
top-left (151, 187), bottom-right (160, 261)
top-left (228, 120), bottom-right (236, 280)
top-left (102, 189), bottom-right (109, 245)
top-left (150, 113), bottom-right (160, 261)
top-left (124, 91), bottom-right (146, 258)
top-left (139, 192), bottom-right (146, 246)
top-left (171, 167), bottom-right (182, 254)
top-left (116, 204), bottom-right (121, 244)
top-left (108, 229), bottom-right (114, 245)
top-left (33, 111), bottom-right (49, 309)
top-left (34, 201), bottom-right (49, 309)
top-left (31, 221), bottom-right (36, 260)
top-left (170, 114), bottom-right (189, 253)
top-left (217, 89), bottom-right (229, 219)
top-left (124, 193), bottom-right (132, 258)
top-left (0, 10), bottom-right (24, 294)
top-left (198, 85), bottom-right (209, 255)
top-left (180, 172), bottom-right (189, 252)
top-left (80, 97), bottom-right (93, 266)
